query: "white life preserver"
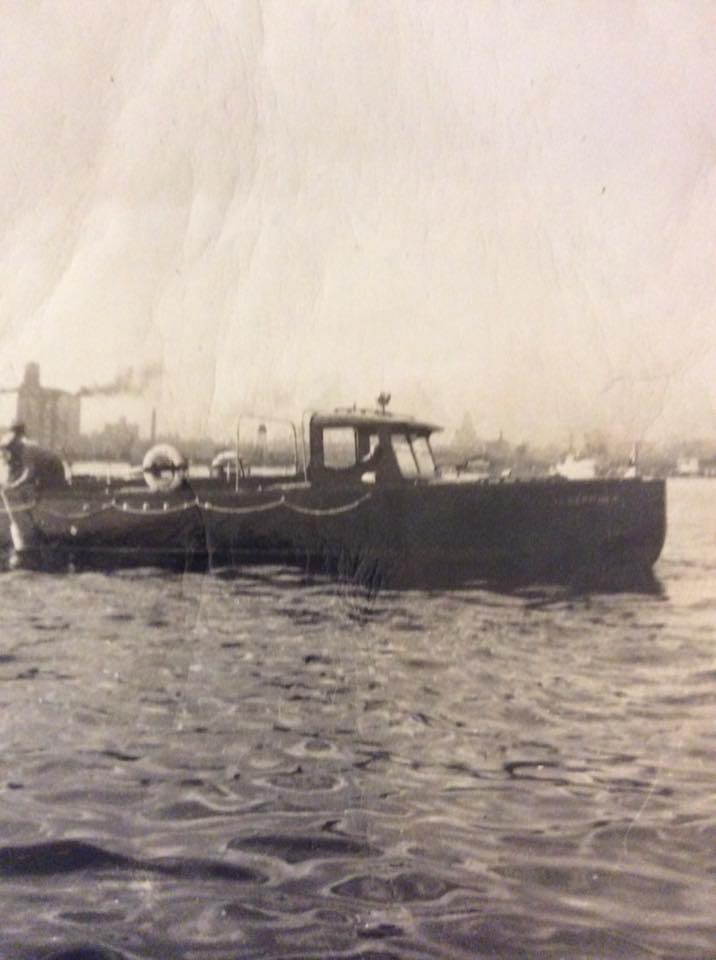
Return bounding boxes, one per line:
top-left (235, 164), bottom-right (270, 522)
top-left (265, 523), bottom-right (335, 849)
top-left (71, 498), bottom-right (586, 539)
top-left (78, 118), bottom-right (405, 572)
top-left (142, 443), bottom-right (188, 492)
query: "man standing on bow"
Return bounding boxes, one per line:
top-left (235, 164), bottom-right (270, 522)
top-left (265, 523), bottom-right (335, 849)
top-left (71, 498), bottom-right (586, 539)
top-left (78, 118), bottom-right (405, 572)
top-left (0, 422), bottom-right (68, 491)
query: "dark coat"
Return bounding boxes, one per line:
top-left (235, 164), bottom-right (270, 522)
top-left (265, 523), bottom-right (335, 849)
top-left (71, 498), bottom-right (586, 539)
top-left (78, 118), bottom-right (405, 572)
top-left (7, 441), bottom-right (67, 490)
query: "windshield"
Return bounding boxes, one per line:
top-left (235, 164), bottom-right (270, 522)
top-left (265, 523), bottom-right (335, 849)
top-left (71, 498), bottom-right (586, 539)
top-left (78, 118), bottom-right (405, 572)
top-left (391, 433), bottom-right (435, 478)
top-left (411, 435), bottom-right (436, 476)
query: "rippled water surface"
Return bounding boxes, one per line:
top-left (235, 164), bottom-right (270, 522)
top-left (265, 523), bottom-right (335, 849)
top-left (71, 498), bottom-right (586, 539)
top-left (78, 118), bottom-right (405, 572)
top-left (1, 479), bottom-right (714, 959)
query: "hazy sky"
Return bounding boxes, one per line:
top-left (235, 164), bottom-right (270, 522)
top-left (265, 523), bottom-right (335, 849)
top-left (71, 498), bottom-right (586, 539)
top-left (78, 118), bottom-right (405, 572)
top-left (1, 1), bottom-right (714, 444)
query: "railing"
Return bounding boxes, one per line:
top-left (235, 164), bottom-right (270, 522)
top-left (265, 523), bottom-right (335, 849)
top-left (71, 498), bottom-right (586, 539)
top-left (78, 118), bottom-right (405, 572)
top-left (235, 415), bottom-right (304, 492)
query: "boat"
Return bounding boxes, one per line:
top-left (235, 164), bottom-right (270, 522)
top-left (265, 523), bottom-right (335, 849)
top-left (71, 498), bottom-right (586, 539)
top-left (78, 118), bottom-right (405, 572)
top-left (550, 452), bottom-right (597, 481)
top-left (0, 403), bottom-right (666, 588)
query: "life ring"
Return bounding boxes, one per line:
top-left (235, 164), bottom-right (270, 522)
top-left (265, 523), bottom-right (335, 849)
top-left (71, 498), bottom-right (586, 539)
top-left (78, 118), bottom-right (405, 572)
top-left (142, 443), bottom-right (188, 492)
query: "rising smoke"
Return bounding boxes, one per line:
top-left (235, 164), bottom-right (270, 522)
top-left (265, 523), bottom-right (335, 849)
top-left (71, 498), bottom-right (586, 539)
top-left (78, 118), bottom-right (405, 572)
top-left (77, 364), bottom-right (162, 398)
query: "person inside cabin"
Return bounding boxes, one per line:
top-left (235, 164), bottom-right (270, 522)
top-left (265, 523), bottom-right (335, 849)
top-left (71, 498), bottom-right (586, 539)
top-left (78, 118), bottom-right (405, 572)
top-left (357, 433), bottom-right (383, 472)
top-left (0, 422), bottom-right (68, 491)
top-left (355, 431), bottom-right (401, 483)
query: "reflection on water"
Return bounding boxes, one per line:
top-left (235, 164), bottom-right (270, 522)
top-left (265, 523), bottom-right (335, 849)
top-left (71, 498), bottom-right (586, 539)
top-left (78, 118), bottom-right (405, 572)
top-left (0, 479), bottom-right (714, 959)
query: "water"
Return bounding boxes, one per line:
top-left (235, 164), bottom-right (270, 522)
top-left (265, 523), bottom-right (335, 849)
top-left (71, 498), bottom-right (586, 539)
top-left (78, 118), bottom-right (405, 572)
top-left (0, 479), bottom-right (714, 959)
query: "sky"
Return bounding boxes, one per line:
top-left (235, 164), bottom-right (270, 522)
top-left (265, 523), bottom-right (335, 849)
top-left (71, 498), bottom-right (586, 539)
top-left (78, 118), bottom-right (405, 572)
top-left (0, 0), bottom-right (714, 445)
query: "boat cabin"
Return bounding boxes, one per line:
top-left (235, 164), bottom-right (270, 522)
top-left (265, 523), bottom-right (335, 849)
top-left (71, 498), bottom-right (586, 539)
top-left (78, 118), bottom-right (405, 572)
top-left (306, 409), bottom-right (440, 486)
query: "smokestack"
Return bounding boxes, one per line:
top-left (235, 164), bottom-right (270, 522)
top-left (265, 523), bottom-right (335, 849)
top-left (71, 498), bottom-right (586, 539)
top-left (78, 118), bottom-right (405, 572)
top-left (150, 409), bottom-right (157, 444)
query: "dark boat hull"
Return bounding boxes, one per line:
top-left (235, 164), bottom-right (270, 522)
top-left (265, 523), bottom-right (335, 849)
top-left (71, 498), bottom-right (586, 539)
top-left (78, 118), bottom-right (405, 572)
top-left (0, 477), bottom-right (666, 588)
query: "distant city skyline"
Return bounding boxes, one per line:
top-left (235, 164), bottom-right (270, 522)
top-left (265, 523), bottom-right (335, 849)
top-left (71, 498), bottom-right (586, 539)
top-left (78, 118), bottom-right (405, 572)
top-left (1, 2), bottom-right (714, 445)
top-left (7, 361), bottom-right (716, 456)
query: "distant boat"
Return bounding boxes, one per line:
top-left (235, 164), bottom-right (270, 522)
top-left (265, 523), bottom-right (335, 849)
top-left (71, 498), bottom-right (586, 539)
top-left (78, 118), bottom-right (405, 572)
top-left (453, 455), bottom-right (491, 480)
top-left (0, 402), bottom-right (666, 588)
top-left (550, 453), bottom-right (597, 481)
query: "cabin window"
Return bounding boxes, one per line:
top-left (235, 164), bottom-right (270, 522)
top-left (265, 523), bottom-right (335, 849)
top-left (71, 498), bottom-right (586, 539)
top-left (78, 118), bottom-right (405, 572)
top-left (411, 436), bottom-right (436, 476)
top-left (390, 433), bottom-right (435, 479)
top-left (323, 427), bottom-right (357, 468)
top-left (391, 434), bottom-right (419, 478)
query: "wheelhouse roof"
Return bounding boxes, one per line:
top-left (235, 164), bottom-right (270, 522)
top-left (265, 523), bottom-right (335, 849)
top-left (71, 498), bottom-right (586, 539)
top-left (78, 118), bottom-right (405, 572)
top-left (310, 409), bottom-right (442, 435)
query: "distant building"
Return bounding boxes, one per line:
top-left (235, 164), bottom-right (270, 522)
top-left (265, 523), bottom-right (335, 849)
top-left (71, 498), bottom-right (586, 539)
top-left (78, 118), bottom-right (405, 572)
top-left (96, 416), bottom-right (140, 459)
top-left (0, 363), bottom-right (81, 450)
top-left (454, 412), bottom-right (478, 454)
